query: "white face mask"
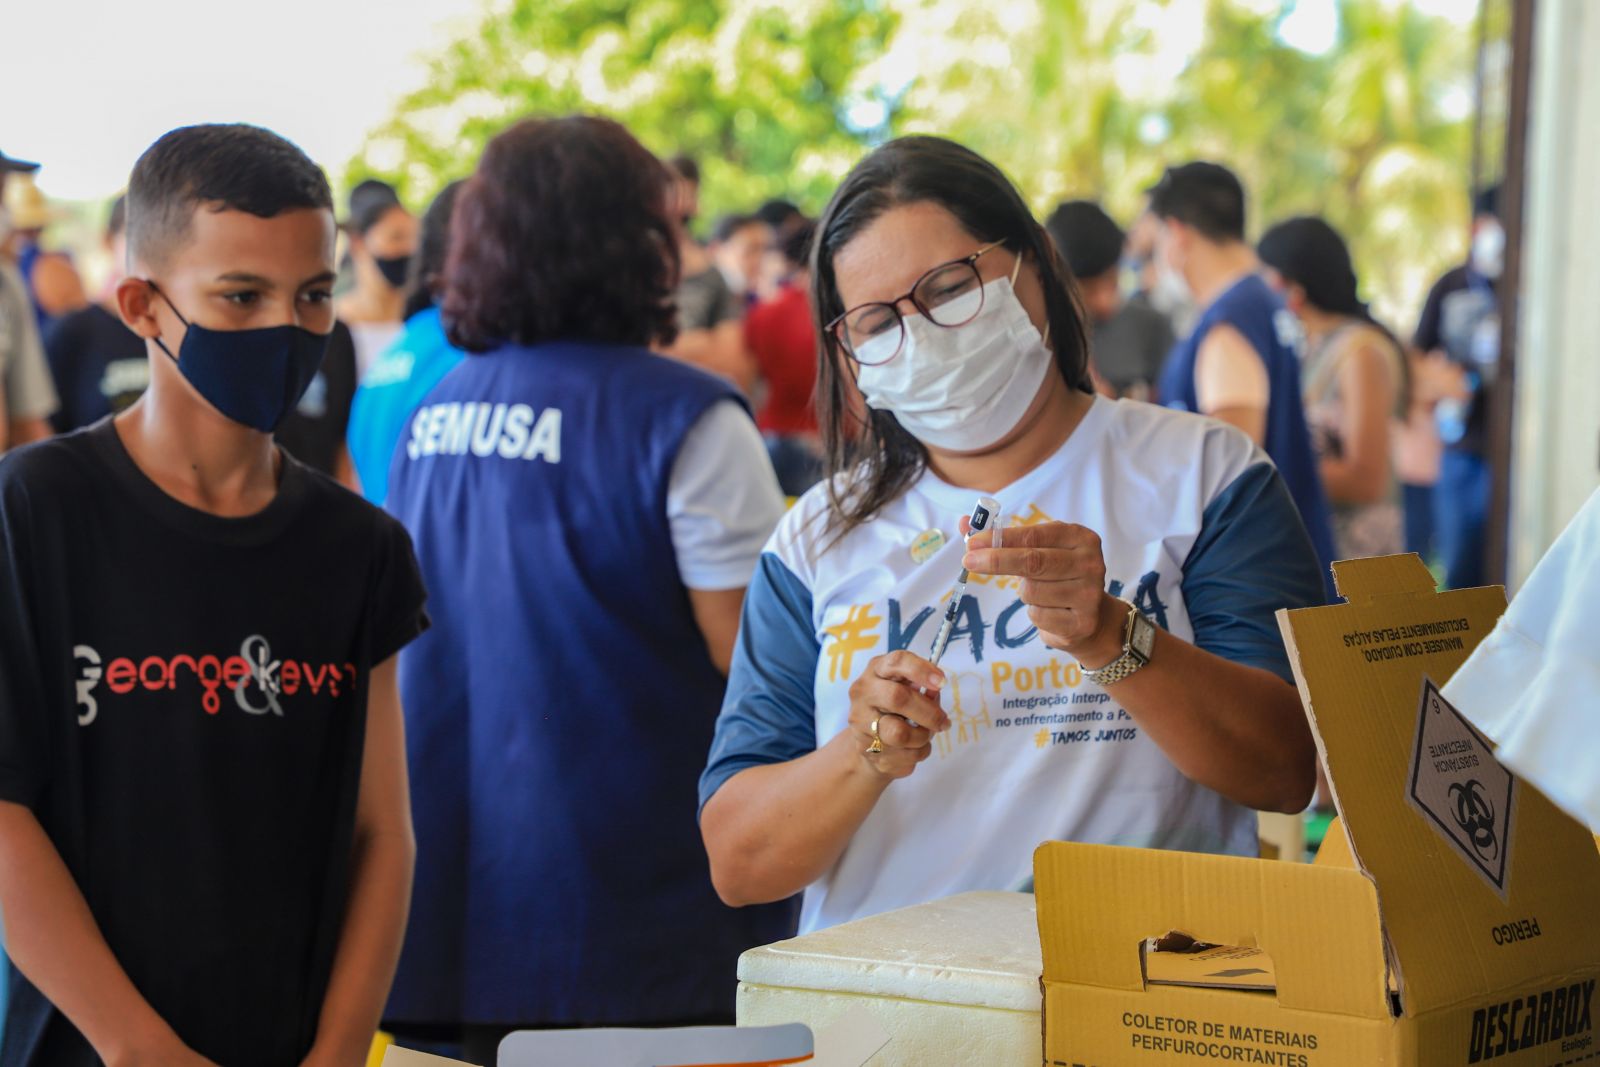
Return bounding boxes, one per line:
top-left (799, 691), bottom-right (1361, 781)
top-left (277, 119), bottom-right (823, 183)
top-left (855, 267), bottom-right (1054, 452)
top-left (1149, 225), bottom-right (1193, 317)
top-left (1471, 220), bottom-right (1505, 280)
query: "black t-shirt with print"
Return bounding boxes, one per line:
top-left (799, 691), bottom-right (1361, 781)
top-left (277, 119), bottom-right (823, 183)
top-left (0, 418), bottom-right (428, 1067)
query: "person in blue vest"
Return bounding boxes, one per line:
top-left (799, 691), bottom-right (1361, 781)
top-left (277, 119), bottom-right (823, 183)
top-left (1150, 162), bottom-right (1336, 597)
top-left (346, 181), bottom-right (465, 506)
top-left (383, 114), bottom-right (793, 1063)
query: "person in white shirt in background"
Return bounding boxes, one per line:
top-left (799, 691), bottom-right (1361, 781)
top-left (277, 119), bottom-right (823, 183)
top-left (699, 136), bottom-right (1326, 933)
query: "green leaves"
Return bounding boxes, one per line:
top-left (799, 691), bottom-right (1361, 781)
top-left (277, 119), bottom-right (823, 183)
top-left (347, 0), bottom-right (1480, 323)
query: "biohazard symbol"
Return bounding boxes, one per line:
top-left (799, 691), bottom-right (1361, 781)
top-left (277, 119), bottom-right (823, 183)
top-left (1449, 779), bottom-right (1499, 862)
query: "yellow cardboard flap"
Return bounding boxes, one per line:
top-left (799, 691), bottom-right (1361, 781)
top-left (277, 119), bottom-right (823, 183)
top-left (1035, 841), bottom-right (1391, 1018)
top-left (1278, 557), bottom-right (1600, 1018)
top-left (1312, 817), bottom-right (1356, 869)
top-left (1330, 553), bottom-right (1438, 605)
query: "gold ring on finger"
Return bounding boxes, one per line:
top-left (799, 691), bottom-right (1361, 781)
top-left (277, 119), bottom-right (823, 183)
top-left (867, 715), bottom-right (884, 755)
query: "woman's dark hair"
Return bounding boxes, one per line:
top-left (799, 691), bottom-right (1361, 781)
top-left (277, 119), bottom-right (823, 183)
top-left (443, 115), bottom-right (680, 353)
top-left (811, 135), bottom-right (1093, 537)
top-left (403, 180), bottom-right (463, 321)
top-left (347, 178), bottom-right (404, 236)
top-left (1258, 215), bottom-right (1409, 408)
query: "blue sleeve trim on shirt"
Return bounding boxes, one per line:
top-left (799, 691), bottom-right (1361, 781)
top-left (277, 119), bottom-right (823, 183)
top-left (1181, 460), bottom-right (1325, 685)
top-left (698, 551), bottom-right (819, 817)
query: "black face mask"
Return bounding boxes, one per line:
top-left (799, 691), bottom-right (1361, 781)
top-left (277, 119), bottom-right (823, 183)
top-left (146, 283), bottom-right (329, 433)
top-left (374, 253), bottom-right (412, 289)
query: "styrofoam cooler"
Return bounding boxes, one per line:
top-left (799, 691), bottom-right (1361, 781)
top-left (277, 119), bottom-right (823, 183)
top-left (736, 891), bottom-right (1042, 1066)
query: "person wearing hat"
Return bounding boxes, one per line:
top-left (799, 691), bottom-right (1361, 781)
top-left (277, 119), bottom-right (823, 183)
top-left (2, 172), bottom-right (87, 335)
top-left (0, 150), bottom-right (60, 449)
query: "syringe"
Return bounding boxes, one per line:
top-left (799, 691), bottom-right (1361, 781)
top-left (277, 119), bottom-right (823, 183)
top-left (927, 496), bottom-right (1002, 669)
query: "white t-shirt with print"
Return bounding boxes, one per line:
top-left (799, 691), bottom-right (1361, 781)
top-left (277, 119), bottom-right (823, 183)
top-left (702, 396), bottom-right (1326, 933)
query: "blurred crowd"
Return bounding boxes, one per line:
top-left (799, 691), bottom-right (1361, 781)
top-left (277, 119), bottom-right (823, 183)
top-left (1, 148), bottom-right (1503, 586)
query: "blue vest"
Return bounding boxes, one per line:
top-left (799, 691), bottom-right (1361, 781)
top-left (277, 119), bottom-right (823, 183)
top-left (384, 340), bottom-right (797, 1025)
top-left (1159, 275), bottom-right (1336, 598)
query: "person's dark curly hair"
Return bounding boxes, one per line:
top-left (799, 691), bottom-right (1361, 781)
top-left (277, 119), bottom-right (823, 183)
top-left (443, 115), bottom-right (680, 353)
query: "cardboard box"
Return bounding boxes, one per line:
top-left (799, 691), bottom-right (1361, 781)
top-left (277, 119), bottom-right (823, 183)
top-left (1035, 555), bottom-right (1600, 1066)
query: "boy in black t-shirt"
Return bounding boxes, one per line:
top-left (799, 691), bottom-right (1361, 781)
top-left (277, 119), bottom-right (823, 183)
top-left (0, 125), bottom-right (428, 1067)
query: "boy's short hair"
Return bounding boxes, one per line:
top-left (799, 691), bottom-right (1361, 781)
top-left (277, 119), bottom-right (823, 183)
top-left (126, 124), bottom-right (333, 268)
top-left (1045, 200), bottom-right (1125, 280)
top-left (1147, 161), bottom-right (1247, 243)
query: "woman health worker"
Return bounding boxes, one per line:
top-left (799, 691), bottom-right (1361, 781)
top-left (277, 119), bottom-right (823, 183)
top-left (700, 137), bottom-right (1325, 932)
top-left (385, 117), bottom-right (793, 1055)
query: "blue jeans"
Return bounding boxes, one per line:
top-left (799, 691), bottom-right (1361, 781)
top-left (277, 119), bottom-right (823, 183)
top-left (1433, 450), bottom-right (1490, 589)
top-left (1402, 482), bottom-right (1436, 561)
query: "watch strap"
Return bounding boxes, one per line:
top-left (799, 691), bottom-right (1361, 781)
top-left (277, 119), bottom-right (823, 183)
top-left (1084, 601), bottom-right (1152, 688)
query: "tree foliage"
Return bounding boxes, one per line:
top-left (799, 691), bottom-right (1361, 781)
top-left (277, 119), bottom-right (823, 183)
top-left (350, 0), bottom-right (1485, 323)
top-left (349, 0), bottom-right (897, 223)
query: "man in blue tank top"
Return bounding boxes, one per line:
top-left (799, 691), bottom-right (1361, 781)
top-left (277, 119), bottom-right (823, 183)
top-left (1151, 162), bottom-right (1336, 598)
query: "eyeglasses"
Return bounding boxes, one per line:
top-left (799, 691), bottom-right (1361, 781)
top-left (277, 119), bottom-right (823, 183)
top-left (828, 241), bottom-right (1007, 366)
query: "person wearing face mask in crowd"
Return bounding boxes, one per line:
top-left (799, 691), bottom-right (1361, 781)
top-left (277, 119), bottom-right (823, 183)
top-left (753, 199), bottom-right (810, 302)
top-left (1044, 200), bottom-right (1175, 401)
top-left (1410, 184), bottom-right (1504, 590)
top-left (0, 124), bottom-right (426, 1067)
top-left (1149, 162), bottom-right (1336, 597)
top-left (1258, 216), bottom-right (1406, 562)
top-left (711, 213), bottom-right (773, 309)
top-left (345, 181), bottom-right (465, 507)
top-left (0, 149), bottom-right (61, 450)
top-left (337, 178), bottom-right (419, 377)
top-left (662, 156), bottom-right (755, 390)
top-left (1124, 203), bottom-right (1195, 342)
top-left (746, 218), bottom-right (823, 496)
top-left (699, 137), bottom-right (1323, 934)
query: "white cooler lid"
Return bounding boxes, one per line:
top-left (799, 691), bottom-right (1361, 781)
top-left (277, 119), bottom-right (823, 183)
top-left (737, 891), bottom-right (1042, 1012)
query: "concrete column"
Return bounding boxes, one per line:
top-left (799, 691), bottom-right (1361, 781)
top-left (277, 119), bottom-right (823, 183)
top-left (1510, 0), bottom-right (1600, 587)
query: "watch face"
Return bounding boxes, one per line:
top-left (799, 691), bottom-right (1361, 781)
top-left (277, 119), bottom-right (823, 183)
top-left (1131, 612), bottom-right (1157, 660)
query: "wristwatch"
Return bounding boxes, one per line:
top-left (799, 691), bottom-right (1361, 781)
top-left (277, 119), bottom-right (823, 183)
top-left (1083, 598), bottom-right (1157, 687)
